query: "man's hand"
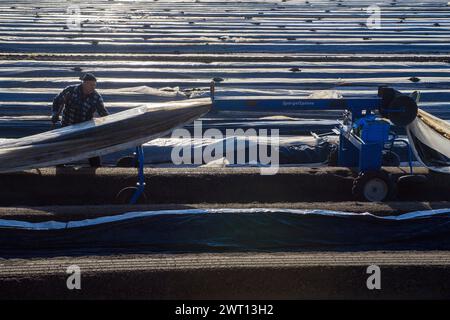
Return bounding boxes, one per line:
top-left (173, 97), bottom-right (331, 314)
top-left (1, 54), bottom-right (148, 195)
top-left (51, 114), bottom-right (60, 124)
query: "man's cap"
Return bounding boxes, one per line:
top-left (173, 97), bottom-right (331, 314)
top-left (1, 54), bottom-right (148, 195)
top-left (80, 73), bottom-right (97, 81)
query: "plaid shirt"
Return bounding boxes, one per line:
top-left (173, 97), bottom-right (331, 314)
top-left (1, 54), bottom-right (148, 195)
top-left (52, 84), bottom-right (109, 126)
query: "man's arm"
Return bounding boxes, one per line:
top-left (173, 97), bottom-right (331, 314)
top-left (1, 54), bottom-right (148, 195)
top-left (51, 86), bottom-right (72, 122)
top-left (95, 95), bottom-right (109, 117)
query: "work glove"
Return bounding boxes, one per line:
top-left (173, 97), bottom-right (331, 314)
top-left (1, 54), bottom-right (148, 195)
top-left (51, 114), bottom-right (60, 124)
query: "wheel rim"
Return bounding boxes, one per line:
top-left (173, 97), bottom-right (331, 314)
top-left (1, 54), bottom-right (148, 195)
top-left (363, 178), bottom-right (389, 202)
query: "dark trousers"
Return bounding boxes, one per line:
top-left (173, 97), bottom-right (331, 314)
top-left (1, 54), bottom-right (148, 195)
top-left (59, 123), bottom-right (102, 168)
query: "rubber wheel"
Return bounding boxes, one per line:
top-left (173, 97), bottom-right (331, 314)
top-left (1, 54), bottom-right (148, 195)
top-left (116, 156), bottom-right (138, 168)
top-left (396, 174), bottom-right (427, 199)
top-left (397, 174), bottom-right (427, 185)
top-left (382, 150), bottom-right (400, 167)
top-left (352, 171), bottom-right (397, 202)
top-left (115, 186), bottom-right (147, 204)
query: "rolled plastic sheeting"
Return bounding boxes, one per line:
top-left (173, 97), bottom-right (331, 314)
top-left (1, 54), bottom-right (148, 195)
top-left (406, 109), bottom-right (450, 174)
top-left (0, 98), bottom-right (211, 173)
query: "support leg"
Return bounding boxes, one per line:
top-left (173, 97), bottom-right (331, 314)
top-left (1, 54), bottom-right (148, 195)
top-left (130, 145), bottom-right (146, 204)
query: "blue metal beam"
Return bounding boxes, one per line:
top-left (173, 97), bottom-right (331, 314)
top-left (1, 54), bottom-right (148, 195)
top-left (212, 97), bottom-right (382, 113)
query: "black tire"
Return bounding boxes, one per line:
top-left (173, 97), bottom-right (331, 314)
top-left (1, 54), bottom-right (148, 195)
top-left (352, 171), bottom-right (397, 202)
top-left (382, 150), bottom-right (401, 167)
top-left (396, 174), bottom-right (427, 200)
top-left (116, 156), bottom-right (139, 168)
top-left (397, 174), bottom-right (427, 185)
top-left (115, 186), bottom-right (147, 204)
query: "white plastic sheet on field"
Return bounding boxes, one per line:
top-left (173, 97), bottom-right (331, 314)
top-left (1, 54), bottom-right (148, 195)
top-left (1, 208), bottom-right (450, 231)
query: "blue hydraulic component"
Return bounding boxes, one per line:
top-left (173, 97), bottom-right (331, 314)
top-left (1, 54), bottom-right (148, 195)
top-left (210, 81), bottom-right (418, 173)
top-left (130, 145), bottom-right (146, 204)
top-left (338, 115), bottom-right (391, 172)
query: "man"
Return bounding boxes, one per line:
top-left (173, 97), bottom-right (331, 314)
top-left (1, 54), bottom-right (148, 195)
top-left (52, 73), bottom-right (109, 167)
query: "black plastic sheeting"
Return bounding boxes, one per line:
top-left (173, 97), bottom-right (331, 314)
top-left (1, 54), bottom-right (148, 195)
top-left (1, 208), bottom-right (450, 257)
top-left (106, 139), bottom-right (336, 165)
top-left (104, 138), bottom-right (412, 166)
top-left (278, 141), bottom-right (333, 164)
